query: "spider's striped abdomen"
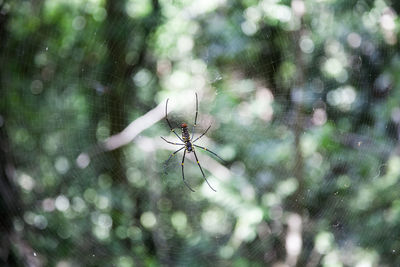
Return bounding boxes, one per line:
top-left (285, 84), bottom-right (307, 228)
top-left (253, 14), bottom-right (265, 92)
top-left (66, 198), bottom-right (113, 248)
top-left (181, 123), bottom-right (193, 152)
top-left (181, 123), bottom-right (190, 141)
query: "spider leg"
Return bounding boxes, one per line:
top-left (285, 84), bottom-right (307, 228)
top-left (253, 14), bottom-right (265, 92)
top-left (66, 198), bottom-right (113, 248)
top-left (181, 149), bottom-right (195, 192)
top-left (192, 125), bottom-right (211, 143)
top-left (165, 98), bottom-right (184, 142)
top-left (193, 150), bottom-right (216, 192)
top-left (193, 145), bottom-right (226, 164)
top-left (191, 93), bottom-right (199, 140)
top-left (164, 147), bottom-right (185, 171)
top-left (160, 136), bottom-right (184, 145)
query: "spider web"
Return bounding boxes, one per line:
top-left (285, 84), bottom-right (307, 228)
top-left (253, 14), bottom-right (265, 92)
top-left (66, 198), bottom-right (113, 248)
top-left (3, 0), bottom-right (400, 266)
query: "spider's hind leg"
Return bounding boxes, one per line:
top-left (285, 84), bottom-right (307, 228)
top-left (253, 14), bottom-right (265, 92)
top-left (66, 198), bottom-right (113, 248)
top-left (165, 98), bottom-right (185, 142)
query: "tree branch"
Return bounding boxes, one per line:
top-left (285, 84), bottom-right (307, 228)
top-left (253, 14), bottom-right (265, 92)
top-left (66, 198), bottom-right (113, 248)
top-left (76, 101), bottom-right (166, 168)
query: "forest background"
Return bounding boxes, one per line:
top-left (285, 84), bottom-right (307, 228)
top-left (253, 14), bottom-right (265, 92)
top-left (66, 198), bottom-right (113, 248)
top-left (1, 0), bottom-right (400, 266)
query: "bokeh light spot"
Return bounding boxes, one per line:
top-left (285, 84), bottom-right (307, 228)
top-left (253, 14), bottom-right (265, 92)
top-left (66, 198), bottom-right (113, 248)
top-left (141, 212), bottom-right (157, 229)
top-left (55, 195), bottom-right (70, 212)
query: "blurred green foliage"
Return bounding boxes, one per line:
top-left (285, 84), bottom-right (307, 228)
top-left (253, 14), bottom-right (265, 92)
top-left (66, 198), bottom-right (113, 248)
top-left (1, 0), bottom-right (400, 266)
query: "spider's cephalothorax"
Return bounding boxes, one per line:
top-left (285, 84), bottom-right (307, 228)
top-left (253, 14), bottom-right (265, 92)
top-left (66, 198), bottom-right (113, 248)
top-left (181, 123), bottom-right (193, 152)
top-left (161, 93), bottom-right (226, 192)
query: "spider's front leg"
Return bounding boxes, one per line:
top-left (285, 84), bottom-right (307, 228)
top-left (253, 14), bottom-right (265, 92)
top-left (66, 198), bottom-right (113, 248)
top-left (181, 149), bottom-right (195, 192)
top-left (193, 150), bottom-right (216, 192)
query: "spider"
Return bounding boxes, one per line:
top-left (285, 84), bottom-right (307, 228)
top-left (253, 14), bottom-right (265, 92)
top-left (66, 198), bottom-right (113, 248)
top-left (161, 93), bottom-right (225, 192)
